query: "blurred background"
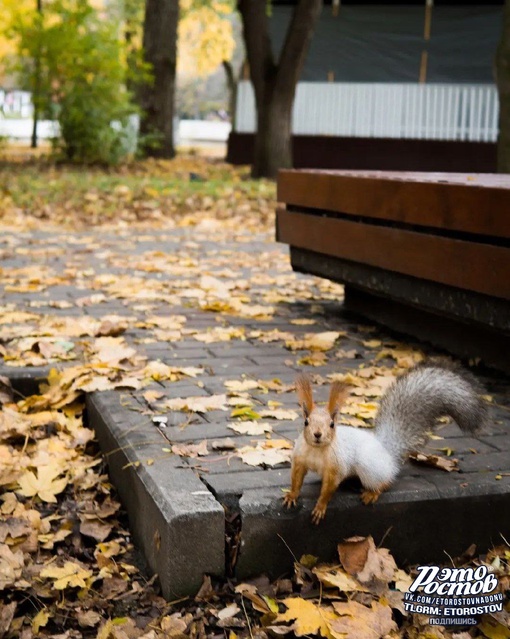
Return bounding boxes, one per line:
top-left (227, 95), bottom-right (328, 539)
top-left (0, 0), bottom-right (507, 176)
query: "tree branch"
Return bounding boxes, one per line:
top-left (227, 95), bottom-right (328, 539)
top-left (275, 0), bottom-right (323, 99)
top-left (238, 0), bottom-right (276, 107)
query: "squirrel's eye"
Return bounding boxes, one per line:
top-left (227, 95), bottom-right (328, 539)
top-left (330, 421), bottom-right (335, 428)
top-left (304, 418), bottom-right (309, 427)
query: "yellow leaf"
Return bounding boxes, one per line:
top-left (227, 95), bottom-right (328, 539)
top-left (276, 598), bottom-right (336, 637)
top-left (259, 408), bottom-right (299, 420)
top-left (230, 407), bottom-right (261, 420)
top-left (40, 561), bottom-right (92, 589)
top-left (479, 619), bottom-right (510, 639)
top-left (32, 608), bottom-right (51, 634)
top-left (313, 564), bottom-right (367, 593)
top-left (17, 465), bottom-right (68, 503)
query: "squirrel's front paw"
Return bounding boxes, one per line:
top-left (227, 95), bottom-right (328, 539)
top-left (311, 502), bottom-right (327, 525)
top-left (283, 492), bottom-right (298, 508)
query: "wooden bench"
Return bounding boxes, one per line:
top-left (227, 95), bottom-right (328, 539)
top-left (276, 170), bottom-right (510, 372)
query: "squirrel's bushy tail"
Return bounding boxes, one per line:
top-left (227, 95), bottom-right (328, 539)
top-left (375, 359), bottom-right (488, 460)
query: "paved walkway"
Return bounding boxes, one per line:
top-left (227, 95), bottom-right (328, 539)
top-left (1, 224), bottom-right (509, 595)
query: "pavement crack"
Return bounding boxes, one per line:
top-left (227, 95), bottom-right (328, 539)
top-left (198, 475), bottom-right (242, 578)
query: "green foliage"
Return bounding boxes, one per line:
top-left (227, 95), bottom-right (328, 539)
top-left (12, 0), bottom-right (139, 165)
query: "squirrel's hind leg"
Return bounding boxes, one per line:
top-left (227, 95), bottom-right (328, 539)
top-left (356, 459), bottom-right (398, 506)
top-left (360, 484), bottom-right (391, 505)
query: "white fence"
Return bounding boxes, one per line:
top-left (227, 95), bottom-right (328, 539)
top-left (235, 81), bottom-right (499, 142)
top-left (0, 118), bottom-right (230, 146)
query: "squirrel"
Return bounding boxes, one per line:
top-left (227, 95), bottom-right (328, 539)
top-left (283, 359), bottom-right (488, 524)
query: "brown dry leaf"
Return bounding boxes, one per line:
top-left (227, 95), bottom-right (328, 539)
top-left (211, 438), bottom-right (236, 451)
top-left (312, 564), bottom-right (367, 593)
top-left (0, 544), bottom-right (24, 590)
top-left (192, 326), bottom-right (245, 343)
top-left (0, 601), bottom-right (16, 637)
top-left (338, 536), bottom-right (397, 595)
top-left (0, 517), bottom-right (32, 544)
top-left (258, 408), bottom-right (299, 421)
top-left (287, 331), bottom-right (344, 352)
top-left (91, 337), bottom-right (137, 365)
top-left (335, 349), bottom-right (358, 359)
top-left (228, 421), bottom-right (272, 436)
top-left (0, 378), bottom-right (13, 405)
top-left (328, 600), bottom-right (396, 639)
top-left (79, 518), bottom-right (113, 542)
top-left (77, 609), bottom-right (102, 628)
top-left (375, 347), bottom-right (424, 368)
top-left (224, 379), bottom-right (259, 392)
top-left (298, 353), bottom-right (328, 366)
top-left (160, 613), bottom-right (189, 637)
top-left (172, 440), bottom-right (209, 458)
top-left (144, 360), bottom-right (202, 381)
top-left (238, 440), bottom-right (292, 467)
top-left (362, 339), bottom-right (382, 349)
top-left (164, 394), bottom-right (228, 413)
top-left (275, 598), bottom-right (337, 637)
top-left (409, 452), bottom-right (459, 472)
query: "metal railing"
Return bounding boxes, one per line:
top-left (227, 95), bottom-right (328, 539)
top-left (235, 81), bottom-right (499, 142)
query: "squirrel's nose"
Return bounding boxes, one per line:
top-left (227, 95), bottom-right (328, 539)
top-left (314, 432), bottom-right (322, 440)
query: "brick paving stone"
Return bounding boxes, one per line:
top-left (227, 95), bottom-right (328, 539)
top-left (1, 226), bottom-right (509, 595)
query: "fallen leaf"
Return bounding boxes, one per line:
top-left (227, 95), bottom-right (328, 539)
top-left (0, 601), bottom-right (16, 637)
top-left (17, 465), bottom-right (68, 503)
top-left (32, 608), bottom-right (51, 634)
top-left (172, 441), bottom-right (209, 458)
top-left (224, 379), bottom-right (259, 392)
top-left (40, 560), bottom-right (93, 589)
top-left (275, 598), bottom-right (336, 637)
top-left (338, 536), bottom-right (397, 595)
top-left (0, 544), bottom-right (23, 590)
top-left (409, 452), bottom-right (459, 472)
top-left (259, 408), bottom-right (298, 420)
top-left (164, 394), bottom-right (228, 413)
top-left (228, 421), bottom-right (272, 436)
top-left (329, 600), bottom-right (396, 639)
top-left (77, 609), bottom-right (102, 628)
top-left (312, 564), bottom-right (366, 592)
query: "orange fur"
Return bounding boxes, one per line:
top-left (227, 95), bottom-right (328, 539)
top-left (328, 381), bottom-right (349, 418)
top-left (295, 373), bottom-right (314, 417)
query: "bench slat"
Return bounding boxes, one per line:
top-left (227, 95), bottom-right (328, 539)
top-left (277, 208), bottom-right (510, 300)
top-left (278, 171), bottom-right (510, 239)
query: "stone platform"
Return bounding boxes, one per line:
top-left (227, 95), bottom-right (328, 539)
top-left (1, 228), bottom-right (509, 598)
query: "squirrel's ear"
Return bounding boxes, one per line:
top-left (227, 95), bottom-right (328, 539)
top-left (295, 373), bottom-right (314, 417)
top-left (328, 381), bottom-right (349, 419)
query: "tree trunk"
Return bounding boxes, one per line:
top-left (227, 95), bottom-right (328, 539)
top-left (139, 0), bottom-right (178, 158)
top-left (253, 82), bottom-right (294, 178)
top-left (497, 0), bottom-right (510, 172)
top-left (222, 60), bottom-right (238, 130)
top-left (238, 0), bottom-right (323, 179)
top-left (31, 0), bottom-right (43, 149)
